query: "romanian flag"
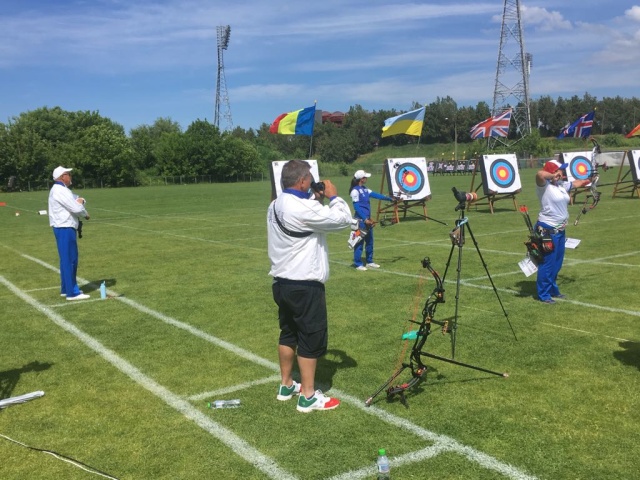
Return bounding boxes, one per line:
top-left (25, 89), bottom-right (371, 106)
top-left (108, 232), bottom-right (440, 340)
top-left (626, 123), bottom-right (640, 138)
top-left (269, 105), bottom-right (316, 136)
top-left (381, 106), bottom-right (425, 138)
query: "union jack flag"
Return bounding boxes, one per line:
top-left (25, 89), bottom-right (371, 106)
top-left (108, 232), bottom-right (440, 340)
top-left (557, 110), bottom-right (595, 139)
top-left (470, 109), bottom-right (512, 139)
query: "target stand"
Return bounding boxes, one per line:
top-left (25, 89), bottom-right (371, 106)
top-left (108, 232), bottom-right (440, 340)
top-left (612, 150), bottom-right (640, 199)
top-left (468, 155), bottom-right (521, 213)
top-left (376, 158), bottom-right (432, 224)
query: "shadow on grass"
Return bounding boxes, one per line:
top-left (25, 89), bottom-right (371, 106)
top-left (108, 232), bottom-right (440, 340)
top-left (513, 279), bottom-right (537, 298)
top-left (514, 272), bottom-right (581, 300)
top-left (0, 361), bottom-right (53, 402)
top-left (371, 364), bottom-right (501, 409)
top-left (613, 341), bottom-right (640, 370)
top-left (82, 278), bottom-right (117, 293)
top-left (316, 349), bottom-right (357, 392)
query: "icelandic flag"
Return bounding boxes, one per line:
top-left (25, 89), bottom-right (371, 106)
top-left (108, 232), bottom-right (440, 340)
top-left (470, 109), bottom-right (512, 139)
top-left (269, 105), bottom-right (316, 136)
top-left (557, 111), bottom-right (595, 139)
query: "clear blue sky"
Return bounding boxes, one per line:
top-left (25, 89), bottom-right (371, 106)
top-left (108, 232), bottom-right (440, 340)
top-left (1, 1), bottom-right (639, 133)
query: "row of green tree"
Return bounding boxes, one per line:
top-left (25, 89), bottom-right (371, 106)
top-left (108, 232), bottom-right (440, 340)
top-left (1, 93), bottom-right (639, 188)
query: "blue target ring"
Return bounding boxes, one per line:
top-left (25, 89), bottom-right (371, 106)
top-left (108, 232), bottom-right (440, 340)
top-left (394, 163), bottom-right (425, 195)
top-left (489, 159), bottom-right (515, 188)
top-left (569, 156), bottom-right (592, 180)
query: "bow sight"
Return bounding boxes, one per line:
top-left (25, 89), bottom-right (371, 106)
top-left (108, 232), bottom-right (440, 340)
top-left (574, 136), bottom-right (606, 226)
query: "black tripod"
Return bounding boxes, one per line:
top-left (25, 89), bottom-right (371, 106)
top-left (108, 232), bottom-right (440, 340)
top-left (443, 188), bottom-right (517, 358)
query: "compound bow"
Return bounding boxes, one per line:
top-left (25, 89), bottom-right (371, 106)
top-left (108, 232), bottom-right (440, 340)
top-left (574, 136), bottom-right (606, 225)
top-left (364, 257), bottom-right (507, 407)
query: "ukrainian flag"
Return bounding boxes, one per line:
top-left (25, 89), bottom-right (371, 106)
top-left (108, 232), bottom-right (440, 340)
top-left (381, 106), bottom-right (425, 138)
top-left (269, 105), bottom-right (316, 136)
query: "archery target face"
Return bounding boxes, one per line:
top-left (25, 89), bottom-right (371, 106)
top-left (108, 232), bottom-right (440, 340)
top-left (560, 151), bottom-right (593, 182)
top-left (385, 157), bottom-right (431, 200)
top-left (479, 154), bottom-right (521, 194)
top-left (270, 160), bottom-right (320, 199)
top-left (628, 150), bottom-right (640, 183)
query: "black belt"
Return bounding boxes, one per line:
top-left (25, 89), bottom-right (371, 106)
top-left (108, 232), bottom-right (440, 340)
top-left (537, 226), bottom-right (564, 235)
top-left (274, 277), bottom-right (323, 288)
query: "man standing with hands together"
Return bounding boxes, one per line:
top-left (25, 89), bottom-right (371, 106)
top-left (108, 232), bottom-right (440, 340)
top-left (49, 166), bottom-right (91, 301)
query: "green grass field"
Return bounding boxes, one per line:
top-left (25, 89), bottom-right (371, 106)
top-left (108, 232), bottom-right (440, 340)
top-left (1, 165), bottom-right (639, 479)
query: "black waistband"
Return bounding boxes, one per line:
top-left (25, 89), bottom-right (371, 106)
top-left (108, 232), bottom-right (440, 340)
top-left (274, 277), bottom-right (324, 288)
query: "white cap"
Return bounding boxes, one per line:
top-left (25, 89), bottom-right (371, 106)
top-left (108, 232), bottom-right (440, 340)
top-left (354, 170), bottom-right (371, 180)
top-left (52, 166), bottom-right (73, 180)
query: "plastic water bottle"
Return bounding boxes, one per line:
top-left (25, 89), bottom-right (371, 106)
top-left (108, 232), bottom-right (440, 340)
top-left (376, 449), bottom-right (390, 479)
top-left (207, 399), bottom-right (241, 409)
top-left (100, 281), bottom-right (107, 299)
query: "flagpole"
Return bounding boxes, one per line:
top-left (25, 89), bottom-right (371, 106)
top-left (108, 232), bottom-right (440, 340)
top-left (308, 100), bottom-right (317, 158)
top-left (416, 104), bottom-right (426, 148)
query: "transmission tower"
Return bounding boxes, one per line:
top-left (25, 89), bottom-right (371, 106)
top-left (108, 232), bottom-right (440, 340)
top-left (491, 0), bottom-right (531, 146)
top-left (214, 25), bottom-right (233, 131)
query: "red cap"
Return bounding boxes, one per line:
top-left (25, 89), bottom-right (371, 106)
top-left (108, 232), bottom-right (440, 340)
top-left (543, 160), bottom-right (568, 174)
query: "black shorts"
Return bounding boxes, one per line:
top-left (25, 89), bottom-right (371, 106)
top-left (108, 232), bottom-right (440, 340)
top-left (272, 279), bottom-right (327, 359)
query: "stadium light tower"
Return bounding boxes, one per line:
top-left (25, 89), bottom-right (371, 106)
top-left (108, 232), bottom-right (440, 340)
top-left (214, 25), bottom-right (233, 131)
top-left (491, 0), bottom-right (531, 146)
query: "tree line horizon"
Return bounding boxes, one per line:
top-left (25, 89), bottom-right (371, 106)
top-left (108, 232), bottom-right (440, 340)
top-left (2, 93), bottom-right (639, 189)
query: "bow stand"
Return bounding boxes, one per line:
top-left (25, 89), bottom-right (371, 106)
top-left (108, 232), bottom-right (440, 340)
top-left (365, 189), bottom-right (513, 407)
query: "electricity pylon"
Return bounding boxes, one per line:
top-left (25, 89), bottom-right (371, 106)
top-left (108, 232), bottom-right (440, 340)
top-left (491, 0), bottom-right (531, 147)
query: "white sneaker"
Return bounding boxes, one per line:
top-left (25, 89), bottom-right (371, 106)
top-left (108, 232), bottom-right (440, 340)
top-left (366, 263), bottom-right (380, 269)
top-left (296, 390), bottom-right (340, 413)
top-left (355, 266), bottom-right (367, 271)
top-left (67, 293), bottom-right (90, 301)
top-left (276, 381), bottom-right (301, 401)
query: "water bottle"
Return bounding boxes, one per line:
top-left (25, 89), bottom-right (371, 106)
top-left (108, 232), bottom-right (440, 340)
top-left (376, 449), bottom-right (390, 480)
top-left (207, 399), bottom-right (241, 409)
top-left (100, 281), bottom-right (107, 299)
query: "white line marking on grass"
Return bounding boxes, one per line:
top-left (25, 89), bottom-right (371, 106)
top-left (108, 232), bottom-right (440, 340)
top-left (99, 221), bottom-right (266, 251)
top-left (0, 275), bottom-right (298, 480)
top-left (332, 389), bottom-right (539, 480)
top-left (330, 260), bottom-right (640, 318)
top-left (14, 252), bottom-right (539, 479)
top-left (327, 444), bottom-right (448, 480)
top-left (187, 374), bottom-right (281, 401)
top-left (24, 286), bottom-right (60, 293)
top-left (540, 323), bottom-right (633, 343)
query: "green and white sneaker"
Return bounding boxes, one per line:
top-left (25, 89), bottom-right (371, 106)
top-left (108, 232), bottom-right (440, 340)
top-left (296, 390), bottom-right (340, 413)
top-left (276, 381), bottom-right (301, 401)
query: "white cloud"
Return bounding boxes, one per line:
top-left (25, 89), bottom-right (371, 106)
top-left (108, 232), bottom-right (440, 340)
top-left (625, 5), bottom-right (640, 21)
top-left (520, 5), bottom-right (572, 31)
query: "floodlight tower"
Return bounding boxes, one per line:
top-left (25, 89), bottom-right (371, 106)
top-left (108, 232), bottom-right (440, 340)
top-left (214, 25), bottom-right (233, 131)
top-left (491, 0), bottom-right (531, 146)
